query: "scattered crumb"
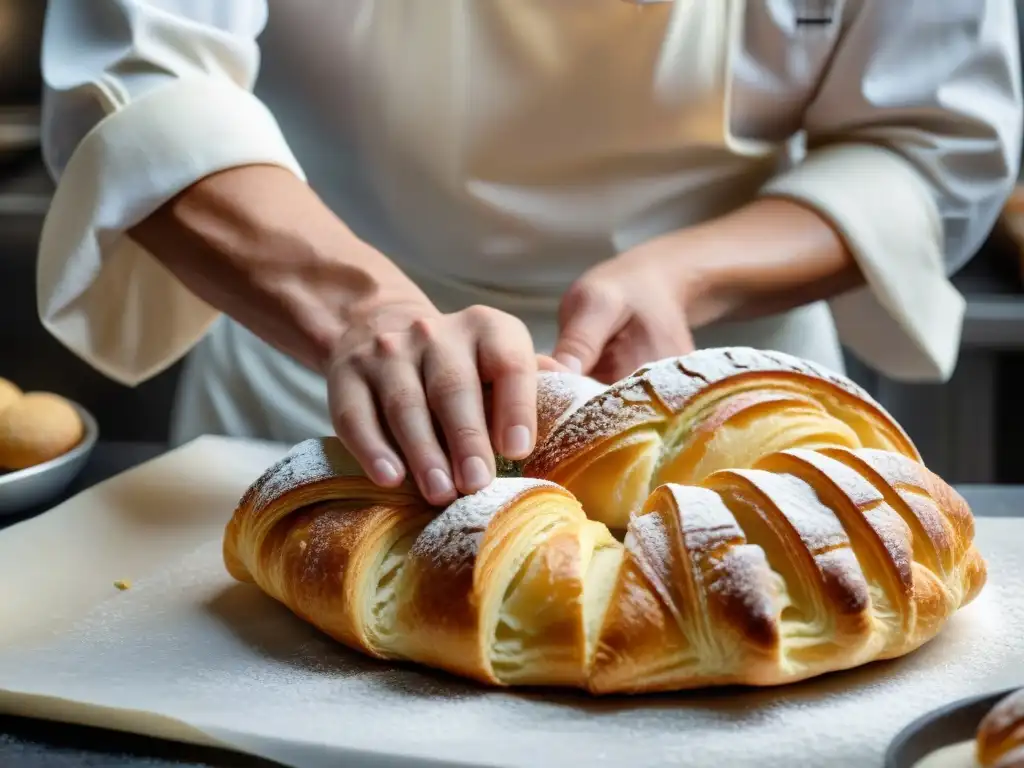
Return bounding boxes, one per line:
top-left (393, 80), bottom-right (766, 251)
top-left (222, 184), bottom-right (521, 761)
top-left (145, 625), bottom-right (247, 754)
top-left (113, 580), bottom-right (132, 591)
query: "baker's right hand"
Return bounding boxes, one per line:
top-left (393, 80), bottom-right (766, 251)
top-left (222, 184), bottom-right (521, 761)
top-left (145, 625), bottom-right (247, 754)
top-left (130, 164), bottom-right (563, 506)
top-left (327, 298), bottom-right (567, 506)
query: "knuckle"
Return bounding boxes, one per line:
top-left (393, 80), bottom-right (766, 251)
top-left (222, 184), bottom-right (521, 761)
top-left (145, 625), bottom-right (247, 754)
top-left (425, 368), bottom-right (470, 401)
top-left (502, 314), bottom-right (531, 340)
top-left (372, 332), bottom-right (404, 358)
top-left (346, 350), bottom-right (374, 377)
top-left (332, 407), bottom-right (368, 441)
top-left (450, 424), bottom-right (488, 446)
top-left (462, 304), bottom-right (498, 326)
top-left (410, 317), bottom-right (435, 341)
top-left (381, 388), bottom-right (421, 418)
top-left (481, 347), bottom-right (531, 376)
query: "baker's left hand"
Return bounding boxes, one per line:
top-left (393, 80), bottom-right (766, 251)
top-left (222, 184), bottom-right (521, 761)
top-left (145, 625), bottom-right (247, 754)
top-left (551, 198), bottom-right (863, 384)
top-left (551, 240), bottom-right (703, 384)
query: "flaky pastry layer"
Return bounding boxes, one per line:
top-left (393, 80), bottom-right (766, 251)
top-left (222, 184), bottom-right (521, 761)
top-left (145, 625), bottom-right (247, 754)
top-left (224, 347), bottom-right (986, 695)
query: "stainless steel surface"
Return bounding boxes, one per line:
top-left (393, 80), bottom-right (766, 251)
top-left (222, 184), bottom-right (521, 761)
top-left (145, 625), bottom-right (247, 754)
top-left (0, 0), bottom-right (45, 108)
top-left (0, 402), bottom-right (99, 516)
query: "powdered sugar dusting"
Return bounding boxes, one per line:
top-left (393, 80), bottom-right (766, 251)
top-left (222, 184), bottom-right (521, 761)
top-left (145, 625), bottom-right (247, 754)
top-left (642, 358), bottom-right (703, 412)
top-left (409, 478), bottom-right (559, 567)
top-left (239, 437), bottom-right (416, 519)
top-left (782, 449), bottom-right (914, 588)
top-left (528, 346), bottom-right (914, 481)
top-left (671, 485), bottom-right (745, 554)
top-left (732, 469), bottom-right (854, 555)
top-left (536, 372), bottom-right (608, 446)
top-left (664, 484), bottom-right (783, 650)
top-left (1, 519), bottom-right (1018, 768)
top-left (626, 508), bottom-right (676, 601)
top-left (527, 384), bottom-right (661, 478)
top-left (848, 449), bottom-right (956, 570)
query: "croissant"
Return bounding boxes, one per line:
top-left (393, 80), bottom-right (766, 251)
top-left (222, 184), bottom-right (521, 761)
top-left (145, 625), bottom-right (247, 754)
top-left (223, 347), bottom-right (986, 694)
top-left (977, 689), bottom-right (1024, 767)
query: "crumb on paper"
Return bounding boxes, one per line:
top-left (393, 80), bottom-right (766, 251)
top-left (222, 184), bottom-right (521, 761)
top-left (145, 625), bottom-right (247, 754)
top-left (114, 579), bottom-right (132, 591)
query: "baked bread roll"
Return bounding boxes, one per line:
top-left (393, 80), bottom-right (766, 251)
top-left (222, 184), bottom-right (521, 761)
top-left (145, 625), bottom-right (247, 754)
top-left (0, 392), bottom-right (84, 470)
top-left (0, 378), bottom-right (21, 414)
top-left (224, 347), bottom-right (985, 694)
top-left (977, 689), bottom-right (1024, 767)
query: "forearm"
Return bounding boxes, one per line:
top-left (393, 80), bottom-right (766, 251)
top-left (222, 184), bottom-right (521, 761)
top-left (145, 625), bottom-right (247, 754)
top-left (130, 165), bottom-right (426, 371)
top-left (653, 197), bottom-right (864, 328)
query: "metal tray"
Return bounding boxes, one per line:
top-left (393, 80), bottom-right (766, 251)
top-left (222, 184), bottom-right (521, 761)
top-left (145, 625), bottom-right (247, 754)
top-left (886, 687), bottom-right (1019, 768)
top-left (0, 401), bottom-right (98, 516)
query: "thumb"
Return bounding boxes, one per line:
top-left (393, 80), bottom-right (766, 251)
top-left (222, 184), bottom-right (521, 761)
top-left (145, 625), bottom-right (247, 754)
top-left (553, 282), bottom-right (624, 375)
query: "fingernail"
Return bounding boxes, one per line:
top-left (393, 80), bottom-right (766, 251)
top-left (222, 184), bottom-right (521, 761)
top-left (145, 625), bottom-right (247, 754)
top-left (372, 458), bottom-right (401, 485)
top-left (425, 468), bottom-right (454, 499)
top-left (558, 355), bottom-right (582, 374)
top-left (504, 425), bottom-right (531, 458)
top-left (461, 456), bottom-right (492, 491)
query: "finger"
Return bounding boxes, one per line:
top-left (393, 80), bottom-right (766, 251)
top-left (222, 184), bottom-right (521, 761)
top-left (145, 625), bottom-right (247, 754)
top-left (553, 280), bottom-right (625, 375)
top-left (327, 366), bottom-right (406, 488)
top-left (369, 335), bottom-right (457, 506)
top-left (478, 319), bottom-right (539, 461)
top-left (591, 313), bottom-right (695, 383)
top-left (536, 354), bottom-right (571, 373)
top-left (421, 329), bottom-right (497, 495)
top-left (590, 336), bottom-right (654, 384)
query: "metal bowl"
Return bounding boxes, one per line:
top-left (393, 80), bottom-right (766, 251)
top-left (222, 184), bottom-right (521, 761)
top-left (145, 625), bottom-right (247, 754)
top-left (885, 687), bottom-right (1019, 768)
top-left (0, 401), bottom-right (99, 517)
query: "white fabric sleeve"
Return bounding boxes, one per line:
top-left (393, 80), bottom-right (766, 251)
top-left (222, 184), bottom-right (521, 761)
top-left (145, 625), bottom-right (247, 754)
top-left (760, 0), bottom-right (1023, 383)
top-left (38, 0), bottom-right (305, 386)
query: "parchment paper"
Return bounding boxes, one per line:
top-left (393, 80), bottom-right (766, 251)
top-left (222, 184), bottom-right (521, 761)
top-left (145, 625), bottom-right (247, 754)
top-left (0, 436), bottom-right (1021, 768)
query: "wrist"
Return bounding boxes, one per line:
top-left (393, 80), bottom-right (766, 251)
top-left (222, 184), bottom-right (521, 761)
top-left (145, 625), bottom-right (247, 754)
top-left (132, 164), bottom-right (429, 370)
top-left (253, 221), bottom-right (437, 369)
top-left (621, 229), bottom-right (738, 329)
top-left (628, 197), bottom-right (862, 329)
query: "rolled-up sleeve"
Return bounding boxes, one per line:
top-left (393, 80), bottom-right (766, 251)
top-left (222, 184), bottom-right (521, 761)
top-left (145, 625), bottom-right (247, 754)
top-left (761, 0), bottom-right (1023, 382)
top-left (39, 0), bottom-right (305, 386)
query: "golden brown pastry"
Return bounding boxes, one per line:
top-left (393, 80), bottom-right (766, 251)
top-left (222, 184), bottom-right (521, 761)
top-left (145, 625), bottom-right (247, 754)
top-left (977, 689), bottom-right (1024, 767)
top-left (224, 347), bottom-right (985, 694)
top-left (0, 392), bottom-right (84, 470)
top-left (524, 347), bottom-right (919, 529)
top-left (0, 378), bottom-right (22, 415)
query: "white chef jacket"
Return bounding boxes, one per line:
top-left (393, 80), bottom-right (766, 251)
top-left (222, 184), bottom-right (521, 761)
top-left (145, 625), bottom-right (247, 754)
top-left (37, 0), bottom-right (1023, 446)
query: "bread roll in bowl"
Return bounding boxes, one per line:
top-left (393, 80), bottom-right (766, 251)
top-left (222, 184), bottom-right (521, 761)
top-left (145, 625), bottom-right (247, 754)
top-left (0, 392), bottom-right (84, 470)
top-left (224, 347), bottom-right (985, 695)
top-left (977, 688), bottom-right (1024, 767)
top-left (0, 378), bottom-right (22, 414)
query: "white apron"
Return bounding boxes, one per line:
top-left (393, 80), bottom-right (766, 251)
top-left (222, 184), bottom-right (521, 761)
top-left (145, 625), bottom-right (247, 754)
top-left (170, 0), bottom-right (847, 445)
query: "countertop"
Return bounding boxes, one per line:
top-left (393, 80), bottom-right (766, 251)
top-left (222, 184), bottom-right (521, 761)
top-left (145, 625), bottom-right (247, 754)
top-left (0, 441), bottom-right (1022, 768)
top-left (0, 442), bottom-right (280, 768)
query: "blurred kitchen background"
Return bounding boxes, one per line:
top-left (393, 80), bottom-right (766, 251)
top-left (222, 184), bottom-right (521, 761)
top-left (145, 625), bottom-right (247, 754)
top-left (2, 2), bottom-right (1024, 485)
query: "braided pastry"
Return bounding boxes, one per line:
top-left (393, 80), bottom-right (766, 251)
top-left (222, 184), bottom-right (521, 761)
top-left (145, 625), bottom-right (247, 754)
top-left (223, 347), bottom-right (985, 694)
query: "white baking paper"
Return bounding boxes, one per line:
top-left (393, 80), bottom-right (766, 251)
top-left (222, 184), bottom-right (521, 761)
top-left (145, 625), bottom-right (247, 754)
top-left (0, 436), bottom-right (1022, 768)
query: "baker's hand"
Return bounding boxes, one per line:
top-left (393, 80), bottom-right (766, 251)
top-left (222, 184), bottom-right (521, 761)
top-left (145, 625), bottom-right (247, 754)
top-left (328, 299), bottom-right (566, 506)
top-left (131, 166), bottom-right (568, 508)
top-left (552, 244), bottom-right (698, 384)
